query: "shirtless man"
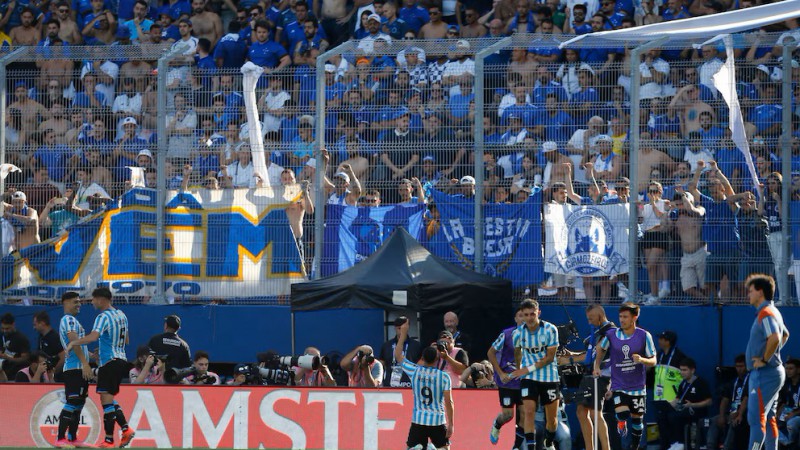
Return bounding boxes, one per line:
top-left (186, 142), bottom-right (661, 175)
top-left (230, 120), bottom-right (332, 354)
top-left (8, 83), bottom-right (48, 138)
top-left (322, 149), bottom-right (362, 206)
top-left (668, 84), bottom-right (715, 136)
top-left (3, 191), bottom-right (40, 250)
top-left (319, 0), bottom-right (366, 46)
top-left (82, 13), bottom-right (116, 44)
top-left (37, 39), bottom-right (75, 93)
top-left (636, 131), bottom-right (674, 192)
top-left (10, 8), bottom-right (41, 46)
top-left (460, 6), bottom-right (486, 37)
top-left (661, 187), bottom-right (706, 299)
top-left (38, 103), bottom-right (71, 143)
top-left (190, 0), bottom-right (221, 46)
top-left (119, 59), bottom-right (153, 94)
top-left (419, 4), bottom-right (448, 39)
top-left (280, 168), bottom-right (314, 275)
top-left (541, 141), bottom-right (573, 188)
top-left (337, 138), bottom-right (370, 184)
top-left (54, 2), bottom-right (82, 44)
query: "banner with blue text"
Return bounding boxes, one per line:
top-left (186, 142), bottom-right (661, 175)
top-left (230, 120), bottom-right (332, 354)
top-left (321, 203), bottom-right (426, 277)
top-left (544, 203), bottom-right (631, 277)
top-left (1, 188), bottom-right (305, 301)
top-left (425, 190), bottom-right (544, 288)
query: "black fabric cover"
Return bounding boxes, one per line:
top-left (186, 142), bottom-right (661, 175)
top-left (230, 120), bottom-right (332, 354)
top-left (291, 228), bottom-right (513, 359)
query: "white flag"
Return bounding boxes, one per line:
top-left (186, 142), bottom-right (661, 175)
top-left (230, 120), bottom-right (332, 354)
top-left (710, 34), bottom-right (760, 191)
top-left (241, 62), bottom-right (270, 184)
top-left (128, 166), bottom-right (145, 187)
top-left (0, 163), bottom-right (21, 180)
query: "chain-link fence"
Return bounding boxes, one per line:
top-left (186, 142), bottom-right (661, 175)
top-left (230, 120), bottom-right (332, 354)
top-left (1, 30), bottom-right (798, 306)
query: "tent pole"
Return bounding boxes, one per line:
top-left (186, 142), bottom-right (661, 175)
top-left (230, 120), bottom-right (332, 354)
top-left (291, 312), bottom-right (296, 356)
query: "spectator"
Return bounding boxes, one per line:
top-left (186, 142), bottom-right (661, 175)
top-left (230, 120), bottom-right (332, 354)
top-left (665, 358), bottom-right (712, 449)
top-left (460, 7), bottom-right (486, 37)
top-left (582, 135), bottom-right (619, 187)
top-left (40, 102), bottom-right (71, 144)
top-left (219, 144), bottom-right (256, 189)
top-left (340, 344), bottom-right (384, 387)
top-left (661, 189), bottom-right (706, 300)
top-left (214, 20), bottom-right (248, 69)
top-left (419, 5), bottom-right (447, 39)
top-left (322, 149), bottom-right (362, 205)
top-left (166, 93), bottom-right (198, 160)
top-left (3, 191), bottom-right (40, 249)
top-left (748, 82), bottom-right (782, 137)
top-left (758, 172), bottom-right (789, 305)
top-left (40, 187), bottom-right (86, 237)
top-left (641, 181), bottom-right (670, 304)
top-left (25, 167), bottom-right (62, 214)
top-left (9, 82), bottom-right (48, 137)
top-left (689, 160), bottom-right (739, 302)
top-left (248, 19), bottom-right (290, 76)
top-left (683, 132), bottom-right (714, 172)
top-left (53, 2), bottom-right (82, 44)
top-left (189, 0), bottom-right (222, 45)
top-left (10, 8), bottom-right (41, 46)
top-left (73, 165), bottom-right (111, 209)
top-left (0, 313), bottom-right (32, 382)
top-left (669, 84), bottom-right (714, 136)
top-left (568, 64), bottom-right (600, 125)
top-left (397, 177), bottom-right (425, 204)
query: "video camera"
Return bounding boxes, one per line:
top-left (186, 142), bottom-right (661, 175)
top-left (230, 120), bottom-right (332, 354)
top-left (556, 321), bottom-right (580, 347)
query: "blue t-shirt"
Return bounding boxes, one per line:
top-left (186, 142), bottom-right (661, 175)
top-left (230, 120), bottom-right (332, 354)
top-left (214, 34), bottom-right (249, 68)
top-left (398, 5), bottom-right (429, 32)
top-left (700, 194), bottom-right (740, 253)
top-left (248, 39), bottom-right (288, 67)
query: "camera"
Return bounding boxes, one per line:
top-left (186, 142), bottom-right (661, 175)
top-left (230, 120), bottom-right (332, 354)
top-left (149, 350), bottom-right (169, 362)
top-left (165, 366), bottom-right (216, 384)
top-left (556, 321), bottom-right (580, 347)
top-left (235, 363), bottom-right (294, 385)
top-left (277, 355), bottom-right (320, 370)
top-left (436, 340), bottom-right (448, 352)
top-left (356, 350), bottom-right (375, 364)
top-left (44, 355), bottom-right (59, 370)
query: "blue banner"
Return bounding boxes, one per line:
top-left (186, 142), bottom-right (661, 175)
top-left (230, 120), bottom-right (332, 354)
top-left (2, 188), bottom-right (305, 301)
top-left (424, 190), bottom-right (544, 288)
top-left (321, 203), bottom-right (426, 277)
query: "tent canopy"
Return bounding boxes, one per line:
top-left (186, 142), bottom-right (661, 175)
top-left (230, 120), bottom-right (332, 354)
top-left (291, 228), bottom-right (513, 356)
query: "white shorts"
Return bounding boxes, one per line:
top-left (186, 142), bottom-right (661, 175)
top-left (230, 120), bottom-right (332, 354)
top-left (680, 246), bottom-right (707, 291)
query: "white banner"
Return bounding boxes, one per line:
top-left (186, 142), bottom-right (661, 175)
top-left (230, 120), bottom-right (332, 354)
top-left (544, 203), bottom-right (630, 276)
top-left (241, 62), bottom-right (269, 181)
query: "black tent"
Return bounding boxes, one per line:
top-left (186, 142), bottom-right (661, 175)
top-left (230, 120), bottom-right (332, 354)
top-left (291, 228), bottom-right (513, 358)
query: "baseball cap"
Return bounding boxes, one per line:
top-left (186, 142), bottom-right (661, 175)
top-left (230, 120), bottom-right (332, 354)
top-left (356, 57), bottom-right (370, 66)
top-left (164, 314), bottom-right (181, 329)
top-left (394, 316), bottom-right (409, 327)
top-left (455, 39), bottom-right (470, 50)
top-left (422, 155), bottom-right (435, 162)
top-left (756, 64), bottom-right (771, 76)
top-left (542, 141), bottom-right (558, 153)
top-left (122, 116), bottom-right (137, 126)
top-left (179, 18), bottom-right (192, 26)
top-left (448, 24), bottom-right (459, 32)
top-left (367, 13), bottom-right (381, 22)
top-left (14, 81), bottom-right (26, 90)
top-left (460, 175), bottom-right (476, 185)
top-left (324, 63), bottom-right (336, 73)
top-left (11, 191), bottom-right (26, 201)
top-left (658, 330), bottom-right (677, 344)
top-left (334, 172), bottom-right (350, 183)
top-left (596, 134), bottom-right (612, 143)
top-left (578, 62), bottom-right (596, 75)
top-left (137, 149), bottom-right (153, 159)
top-left (439, 330), bottom-right (453, 339)
top-left (306, 158), bottom-right (317, 169)
top-left (234, 363), bottom-right (250, 375)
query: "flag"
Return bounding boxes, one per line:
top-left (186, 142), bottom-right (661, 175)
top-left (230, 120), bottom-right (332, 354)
top-left (544, 203), bottom-right (630, 276)
top-left (128, 166), bottom-right (145, 187)
top-left (709, 34), bottom-right (760, 191)
top-left (424, 190), bottom-right (544, 288)
top-left (241, 62), bottom-right (269, 182)
top-left (0, 163), bottom-right (21, 180)
top-left (321, 203), bottom-right (426, 276)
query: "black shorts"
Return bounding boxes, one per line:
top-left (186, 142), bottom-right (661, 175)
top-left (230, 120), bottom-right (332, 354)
top-left (641, 230), bottom-right (669, 250)
top-left (96, 359), bottom-right (130, 395)
top-left (63, 369), bottom-right (89, 400)
top-left (576, 375), bottom-right (610, 409)
top-left (520, 379), bottom-right (561, 405)
top-left (498, 387), bottom-right (522, 408)
top-left (613, 391), bottom-right (646, 415)
top-left (407, 423), bottom-right (449, 448)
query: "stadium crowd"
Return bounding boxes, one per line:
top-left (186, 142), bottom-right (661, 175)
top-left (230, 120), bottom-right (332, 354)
top-left (0, 0), bottom-right (800, 304)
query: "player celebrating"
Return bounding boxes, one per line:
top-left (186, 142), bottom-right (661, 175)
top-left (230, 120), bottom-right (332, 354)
top-left (54, 291), bottom-right (94, 448)
top-left (395, 319), bottom-right (454, 450)
top-left (745, 274), bottom-right (790, 450)
top-left (66, 288), bottom-right (135, 448)
top-left (594, 302), bottom-right (656, 450)
top-left (509, 299), bottom-right (561, 450)
top-left (487, 306), bottom-right (525, 448)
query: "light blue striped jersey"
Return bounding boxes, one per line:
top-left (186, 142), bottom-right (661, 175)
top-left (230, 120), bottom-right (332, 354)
top-left (513, 320), bottom-right (560, 382)
top-left (402, 359), bottom-right (451, 426)
top-left (599, 327), bottom-right (656, 396)
top-left (59, 314), bottom-right (89, 371)
top-left (93, 308), bottom-right (129, 366)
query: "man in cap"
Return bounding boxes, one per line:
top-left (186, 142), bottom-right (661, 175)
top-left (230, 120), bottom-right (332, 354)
top-left (379, 316), bottom-right (423, 387)
top-left (457, 175), bottom-right (476, 198)
top-left (436, 329), bottom-right (469, 389)
top-left (3, 190), bottom-right (40, 249)
top-left (147, 314), bottom-right (192, 378)
top-left (541, 141), bottom-right (573, 189)
top-left (321, 148), bottom-right (362, 206)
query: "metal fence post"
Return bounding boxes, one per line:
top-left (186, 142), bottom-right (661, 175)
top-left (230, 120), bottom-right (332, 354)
top-left (627, 37), bottom-right (667, 303)
top-left (0, 48), bottom-right (27, 304)
top-left (154, 45), bottom-right (191, 304)
top-left (474, 37), bottom-right (511, 274)
top-left (312, 43), bottom-right (352, 280)
top-left (780, 39), bottom-right (796, 304)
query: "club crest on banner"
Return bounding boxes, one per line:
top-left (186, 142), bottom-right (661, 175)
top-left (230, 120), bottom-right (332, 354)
top-left (30, 389), bottom-right (101, 447)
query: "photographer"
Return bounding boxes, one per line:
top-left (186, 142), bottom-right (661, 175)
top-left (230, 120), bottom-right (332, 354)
top-left (129, 345), bottom-right (165, 384)
top-left (227, 364), bottom-right (250, 386)
top-left (340, 345), bottom-right (384, 388)
top-left (33, 310), bottom-right (65, 379)
top-left (294, 346), bottom-right (337, 387)
top-left (460, 361), bottom-right (496, 389)
top-left (436, 330), bottom-right (469, 389)
top-left (181, 351), bottom-right (221, 385)
top-left (147, 314), bottom-right (192, 376)
top-left (14, 351), bottom-right (54, 383)
top-left (379, 316), bottom-right (422, 387)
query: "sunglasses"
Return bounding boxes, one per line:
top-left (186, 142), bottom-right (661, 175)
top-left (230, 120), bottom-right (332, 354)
top-left (58, 8), bottom-right (69, 12)
top-left (648, 189), bottom-right (659, 193)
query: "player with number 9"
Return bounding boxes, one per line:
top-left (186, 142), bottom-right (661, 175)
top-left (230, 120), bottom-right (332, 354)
top-left (394, 318), bottom-right (454, 449)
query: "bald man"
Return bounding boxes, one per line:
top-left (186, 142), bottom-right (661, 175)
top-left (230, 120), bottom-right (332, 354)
top-left (443, 311), bottom-right (472, 356)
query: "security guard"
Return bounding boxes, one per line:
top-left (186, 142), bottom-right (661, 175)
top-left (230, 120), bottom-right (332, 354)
top-left (147, 315), bottom-right (192, 377)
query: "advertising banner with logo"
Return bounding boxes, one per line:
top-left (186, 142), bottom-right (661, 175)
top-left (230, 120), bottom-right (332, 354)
top-left (1, 187), bottom-right (305, 301)
top-left (544, 203), bottom-right (631, 276)
top-left (4, 385), bottom-right (510, 449)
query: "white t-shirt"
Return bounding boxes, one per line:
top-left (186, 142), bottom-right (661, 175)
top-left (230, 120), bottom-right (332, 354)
top-left (75, 182), bottom-right (110, 209)
top-left (262, 90), bottom-right (291, 133)
top-left (641, 199), bottom-right (666, 231)
top-left (226, 161), bottom-right (257, 188)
